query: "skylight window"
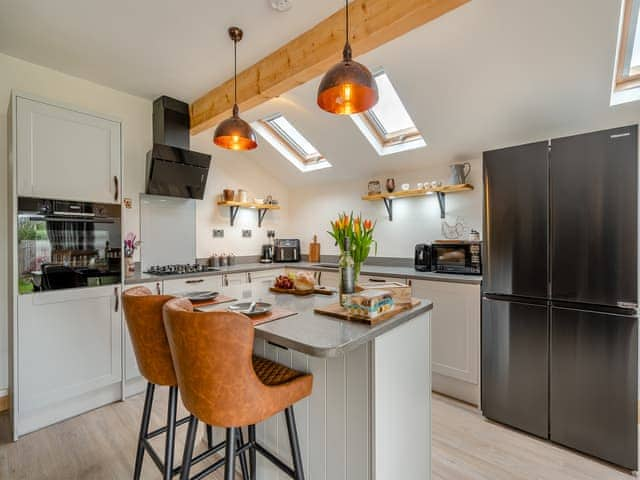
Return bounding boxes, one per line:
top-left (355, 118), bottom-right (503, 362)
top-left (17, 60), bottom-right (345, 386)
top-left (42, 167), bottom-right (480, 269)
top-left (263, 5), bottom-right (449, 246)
top-left (612, 0), bottom-right (640, 104)
top-left (252, 114), bottom-right (331, 172)
top-left (352, 70), bottom-right (426, 156)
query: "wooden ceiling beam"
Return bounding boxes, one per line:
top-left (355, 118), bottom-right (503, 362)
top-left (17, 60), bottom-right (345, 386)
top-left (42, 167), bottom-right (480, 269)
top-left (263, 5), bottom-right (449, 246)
top-left (189, 0), bottom-right (470, 135)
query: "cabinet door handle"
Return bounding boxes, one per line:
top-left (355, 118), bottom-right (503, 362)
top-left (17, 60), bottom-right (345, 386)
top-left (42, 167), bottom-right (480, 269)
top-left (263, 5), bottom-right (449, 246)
top-left (224, 274), bottom-right (229, 287)
top-left (318, 271), bottom-right (322, 285)
top-left (185, 279), bottom-right (204, 284)
top-left (368, 278), bottom-right (386, 282)
top-left (156, 282), bottom-right (161, 294)
top-left (114, 287), bottom-right (119, 312)
top-left (114, 176), bottom-right (119, 202)
top-left (247, 272), bottom-right (252, 283)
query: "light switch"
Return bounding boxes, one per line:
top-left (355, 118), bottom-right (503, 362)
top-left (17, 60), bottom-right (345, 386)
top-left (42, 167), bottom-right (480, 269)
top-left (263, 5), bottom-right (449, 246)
top-left (242, 229), bottom-right (252, 238)
top-left (213, 229), bottom-right (224, 238)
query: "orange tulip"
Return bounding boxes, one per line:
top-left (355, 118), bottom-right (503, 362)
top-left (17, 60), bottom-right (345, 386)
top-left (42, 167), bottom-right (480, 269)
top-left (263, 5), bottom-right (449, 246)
top-left (364, 219), bottom-right (372, 230)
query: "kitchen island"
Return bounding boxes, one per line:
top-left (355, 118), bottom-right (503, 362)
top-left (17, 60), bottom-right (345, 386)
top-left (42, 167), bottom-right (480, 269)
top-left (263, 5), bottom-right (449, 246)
top-left (197, 283), bottom-right (433, 480)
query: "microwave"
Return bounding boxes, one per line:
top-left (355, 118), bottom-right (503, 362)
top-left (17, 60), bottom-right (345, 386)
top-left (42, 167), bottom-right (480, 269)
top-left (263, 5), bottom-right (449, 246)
top-left (431, 241), bottom-right (482, 275)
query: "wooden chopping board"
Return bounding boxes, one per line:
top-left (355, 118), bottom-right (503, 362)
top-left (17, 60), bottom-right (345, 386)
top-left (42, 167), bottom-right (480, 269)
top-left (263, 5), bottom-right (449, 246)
top-left (314, 298), bottom-right (421, 325)
top-left (308, 235), bottom-right (320, 263)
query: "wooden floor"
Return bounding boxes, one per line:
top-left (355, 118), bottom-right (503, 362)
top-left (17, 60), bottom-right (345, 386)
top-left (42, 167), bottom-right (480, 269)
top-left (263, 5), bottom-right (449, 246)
top-left (0, 391), bottom-right (635, 480)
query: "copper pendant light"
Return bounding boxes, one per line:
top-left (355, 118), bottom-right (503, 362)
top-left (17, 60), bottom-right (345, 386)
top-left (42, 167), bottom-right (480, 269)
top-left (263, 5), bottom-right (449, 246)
top-left (317, 0), bottom-right (378, 115)
top-left (214, 27), bottom-right (258, 150)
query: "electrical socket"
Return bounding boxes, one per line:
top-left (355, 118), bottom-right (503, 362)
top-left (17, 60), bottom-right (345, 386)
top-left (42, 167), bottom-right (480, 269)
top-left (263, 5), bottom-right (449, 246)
top-left (213, 229), bottom-right (224, 238)
top-left (242, 229), bottom-right (252, 238)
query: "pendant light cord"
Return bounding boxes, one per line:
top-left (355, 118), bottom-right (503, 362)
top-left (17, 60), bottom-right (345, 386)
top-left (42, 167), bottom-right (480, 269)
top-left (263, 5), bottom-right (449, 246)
top-left (233, 37), bottom-right (239, 116)
top-left (343, 0), bottom-right (352, 61)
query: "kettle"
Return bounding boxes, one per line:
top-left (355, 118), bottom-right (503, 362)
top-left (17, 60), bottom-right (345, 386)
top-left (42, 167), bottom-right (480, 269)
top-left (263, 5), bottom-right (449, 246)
top-left (449, 162), bottom-right (471, 185)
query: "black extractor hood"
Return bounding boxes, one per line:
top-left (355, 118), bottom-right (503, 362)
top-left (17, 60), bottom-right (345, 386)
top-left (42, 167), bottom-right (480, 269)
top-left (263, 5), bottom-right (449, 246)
top-left (146, 96), bottom-right (212, 200)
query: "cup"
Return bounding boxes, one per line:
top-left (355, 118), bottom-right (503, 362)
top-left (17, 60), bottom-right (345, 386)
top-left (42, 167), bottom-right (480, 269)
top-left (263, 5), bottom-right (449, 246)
top-left (401, 183), bottom-right (410, 191)
top-left (237, 189), bottom-right (248, 203)
top-left (417, 182), bottom-right (424, 190)
top-left (223, 189), bottom-right (235, 202)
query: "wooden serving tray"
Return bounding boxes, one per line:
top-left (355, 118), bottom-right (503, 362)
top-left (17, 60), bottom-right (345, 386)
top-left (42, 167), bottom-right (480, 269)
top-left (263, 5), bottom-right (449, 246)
top-left (314, 298), bottom-right (421, 325)
top-left (249, 307), bottom-right (298, 326)
top-left (270, 286), bottom-right (335, 296)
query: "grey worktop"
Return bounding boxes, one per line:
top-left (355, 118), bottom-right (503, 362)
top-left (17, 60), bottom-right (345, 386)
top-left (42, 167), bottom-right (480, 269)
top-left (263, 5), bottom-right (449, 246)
top-left (195, 283), bottom-right (433, 358)
top-left (125, 261), bottom-right (482, 285)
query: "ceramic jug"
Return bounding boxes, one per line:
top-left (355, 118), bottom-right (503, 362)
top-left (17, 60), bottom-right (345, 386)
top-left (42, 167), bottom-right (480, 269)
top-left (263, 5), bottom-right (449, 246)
top-left (449, 162), bottom-right (471, 184)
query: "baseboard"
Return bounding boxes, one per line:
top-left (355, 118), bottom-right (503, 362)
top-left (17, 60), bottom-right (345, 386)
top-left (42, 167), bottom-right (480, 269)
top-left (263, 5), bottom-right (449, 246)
top-left (432, 372), bottom-right (480, 406)
top-left (0, 391), bottom-right (9, 413)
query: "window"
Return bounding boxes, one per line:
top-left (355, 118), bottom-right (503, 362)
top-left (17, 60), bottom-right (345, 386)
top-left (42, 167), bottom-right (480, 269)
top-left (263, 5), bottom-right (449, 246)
top-left (252, 114), bottom-right (331, 172)
top-left (352, 70), bottom-right (426, 155)
top-left (613, 0), bottom-right (640, 103)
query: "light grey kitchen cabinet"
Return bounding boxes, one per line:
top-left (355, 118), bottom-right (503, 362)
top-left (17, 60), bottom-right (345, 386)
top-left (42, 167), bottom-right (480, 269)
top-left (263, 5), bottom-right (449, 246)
top-left (14, 94), bottom-right (121, 203)
top-left (162, 275), bottom-right (222, 294)
top-left (16, 285), bottom-right (122, 436)
top-left (411, 279), bottom-right (481, 405)
top-left (247, 268), bottom-right (284, 286)
top-left (222, 272), bottom-right (247, 287)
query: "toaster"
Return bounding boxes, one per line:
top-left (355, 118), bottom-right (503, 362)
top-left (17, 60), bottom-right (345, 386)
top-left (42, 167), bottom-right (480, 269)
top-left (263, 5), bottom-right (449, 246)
top-left (273, 239), bottom-right (301, 262)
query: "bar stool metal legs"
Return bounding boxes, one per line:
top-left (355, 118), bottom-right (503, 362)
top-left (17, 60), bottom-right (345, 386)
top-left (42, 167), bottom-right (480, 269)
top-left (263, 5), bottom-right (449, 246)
top-left (285, 407), bottom-right (305, 480)
top-left (133, 383), bottom-right (180, 480)
top-left (163, 386), bottom-right (179, 480)
top-left (179, 405), bottom-right (305, 480)
top-left (224, 428), bottom-right (237, 480)
top-left (134, 383), bottom-right (155, 480)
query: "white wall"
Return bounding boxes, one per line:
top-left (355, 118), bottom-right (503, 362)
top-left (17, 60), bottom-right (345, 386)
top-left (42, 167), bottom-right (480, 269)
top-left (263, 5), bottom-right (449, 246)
top-left (190, 132), bottom-right (291, 259)
top-left (288, 159), bottom-right (483, 258)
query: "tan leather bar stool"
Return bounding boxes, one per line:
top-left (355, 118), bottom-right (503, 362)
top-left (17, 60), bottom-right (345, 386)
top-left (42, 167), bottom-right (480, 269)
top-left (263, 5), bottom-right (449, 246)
top-left (162, 298), bottom-right (313, 480)
top-left (123, 287), bottom-right (246, 479)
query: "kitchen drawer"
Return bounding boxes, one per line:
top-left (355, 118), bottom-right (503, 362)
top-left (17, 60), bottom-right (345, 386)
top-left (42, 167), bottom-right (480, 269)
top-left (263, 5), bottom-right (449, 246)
top-left (162, 275), bottom-right (222, 294)
top-left (221, 272), bottom-right (247, 287)
top-left (247, 268), bottom-right (284, 285)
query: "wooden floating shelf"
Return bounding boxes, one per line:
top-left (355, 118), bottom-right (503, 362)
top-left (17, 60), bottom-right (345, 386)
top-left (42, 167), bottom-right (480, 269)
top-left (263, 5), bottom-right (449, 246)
top-left (362, 184), bottom-right (474, 220)
top-left (217, 201), bottom-right (280, 227)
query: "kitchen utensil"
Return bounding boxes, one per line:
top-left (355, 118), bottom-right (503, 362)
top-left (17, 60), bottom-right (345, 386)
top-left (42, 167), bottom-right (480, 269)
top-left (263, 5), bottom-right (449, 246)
top-left (386, 178), bottom-right (396, 193)
top-left (449, 162), bottom-right (471, 185)
top-left (223, 189), bottom-right (235, 202)
top-left (237, 189), bottom-right (248, 203)
top-left (401, 183), bottom-right (410, 191)
top-left (228, 301), bottom-right (272, 316)
top-left (309, 235), bottom-right (321, 263)
top-left (368, 180), bottom-right (381, 195)
top-left (180, 291), bottom-right (219, 302)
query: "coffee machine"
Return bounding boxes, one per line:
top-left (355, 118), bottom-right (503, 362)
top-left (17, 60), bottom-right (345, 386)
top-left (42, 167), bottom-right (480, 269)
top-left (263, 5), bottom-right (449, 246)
top-left (260, 230), bottom-right (276, 263)
top-left (260, 244), bottom-right (274, 263)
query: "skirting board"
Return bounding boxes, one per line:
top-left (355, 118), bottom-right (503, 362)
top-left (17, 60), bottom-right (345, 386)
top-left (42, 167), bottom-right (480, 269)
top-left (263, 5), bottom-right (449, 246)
top-left (432, 372), bottom-right (480, 406)
top-left (0, 391), bottom-right (9, 413)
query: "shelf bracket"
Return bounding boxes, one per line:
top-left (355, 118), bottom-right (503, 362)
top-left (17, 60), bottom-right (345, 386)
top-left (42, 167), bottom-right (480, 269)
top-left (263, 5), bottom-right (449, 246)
top-left (257, 208), bottom-right (268, 228)
top-left (383, 198), bottom-right (393, 221)
top-left (229, 206), bottom-right (240, 226)
top-left (436, 192), bottom-right (446, 219)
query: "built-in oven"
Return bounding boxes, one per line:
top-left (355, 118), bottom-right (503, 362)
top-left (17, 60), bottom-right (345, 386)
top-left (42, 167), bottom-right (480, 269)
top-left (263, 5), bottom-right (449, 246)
top-left (17, 197), bottom-right (122, 293)
top-left (431, 240), bottom-right (482, 275)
